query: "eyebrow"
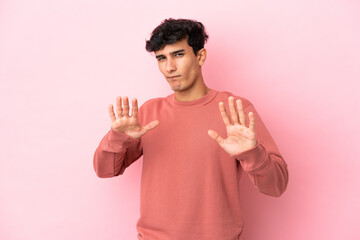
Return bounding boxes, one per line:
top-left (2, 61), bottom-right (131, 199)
top-left (155, 49), bottom-right (185, 59)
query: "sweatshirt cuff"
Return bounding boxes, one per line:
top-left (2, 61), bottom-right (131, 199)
top-left (107, 129), bottom-right (140, 151)
top-left (109, 129), bottom-right (131, 140)
top-left (231, 143), bottom-right (268, 172)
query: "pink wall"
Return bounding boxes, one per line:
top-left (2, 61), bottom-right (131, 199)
top-left (1, 0), bottom-right (359, 239)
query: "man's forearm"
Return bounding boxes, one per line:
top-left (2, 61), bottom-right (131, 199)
top-left (93, 130), bottom-right (143, 178)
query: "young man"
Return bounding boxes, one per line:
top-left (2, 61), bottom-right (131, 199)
top-left (94, 18), bottom-right (288, 240)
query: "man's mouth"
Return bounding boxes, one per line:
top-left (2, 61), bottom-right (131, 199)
top-left (167, 75), bottom-right (181, 79)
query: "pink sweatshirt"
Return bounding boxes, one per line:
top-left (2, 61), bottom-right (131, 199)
top-left (94, 89), bottom-right (288, 240)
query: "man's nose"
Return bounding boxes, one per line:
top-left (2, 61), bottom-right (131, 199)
top-left (166, 58), bottom-right (176, 73)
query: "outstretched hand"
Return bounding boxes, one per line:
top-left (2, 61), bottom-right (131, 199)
top-left (208, 96), bottom-right (257, 155)
top-left (109, 96), bottom-right (159, 139)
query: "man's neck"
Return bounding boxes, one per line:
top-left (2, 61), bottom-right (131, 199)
top-left (174, 85), bottom-right (210, 102)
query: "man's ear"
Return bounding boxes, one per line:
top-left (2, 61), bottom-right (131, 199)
top-left (197, 48), bottom-right (207, 66)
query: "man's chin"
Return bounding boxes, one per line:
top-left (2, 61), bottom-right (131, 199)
top-left (171, 84), bottom-right (182, 91)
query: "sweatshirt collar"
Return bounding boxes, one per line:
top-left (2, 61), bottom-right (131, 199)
top-left (167, 89), bottom-right (218, 108)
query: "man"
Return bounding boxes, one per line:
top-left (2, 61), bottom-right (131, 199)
top-left (94, 18), bottom-right (288, 240)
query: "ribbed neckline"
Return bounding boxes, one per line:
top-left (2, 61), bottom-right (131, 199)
top-left (166, 89), bottom-right (218, 108)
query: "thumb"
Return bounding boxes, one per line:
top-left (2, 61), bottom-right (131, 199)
top-left (208, 129), bottom-right (225, 146)
top-left (139, 120), bottom-right (160, 136)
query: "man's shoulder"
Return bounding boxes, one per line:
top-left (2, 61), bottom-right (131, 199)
top-left (216, 90), bottom-right (253, 108)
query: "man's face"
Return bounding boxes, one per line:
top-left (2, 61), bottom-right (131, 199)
top-left (155, 38), bottom-right (205, 93)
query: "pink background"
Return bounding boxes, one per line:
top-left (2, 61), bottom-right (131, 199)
top-left (1, 0), bottom-right (359, 239)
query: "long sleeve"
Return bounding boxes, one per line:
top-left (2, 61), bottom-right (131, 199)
top-left (233, 103), bottom-right (289, 197)
top-left (93, 129), bottom-right (143, 178)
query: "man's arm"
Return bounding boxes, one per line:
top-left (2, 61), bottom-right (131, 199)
top-left (232, 103), bottom-right (288, 197)
top-left (208, 96), bottom-right (288, 197)
top-left (93, 130), bottom-right (143, 178)
top-left (93, 96), bottom-right (159, 178)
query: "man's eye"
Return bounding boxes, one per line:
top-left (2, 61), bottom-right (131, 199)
top-left (157, 57), bottom-right (165, 61)
top-left (175, 53), bottom-right (184, 57)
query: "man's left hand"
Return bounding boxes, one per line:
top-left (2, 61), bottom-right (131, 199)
top-left (208, 96), bottom-right (257, 155)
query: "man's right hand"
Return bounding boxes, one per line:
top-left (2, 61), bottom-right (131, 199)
top-left (108, 96), bottom-right (159, 139)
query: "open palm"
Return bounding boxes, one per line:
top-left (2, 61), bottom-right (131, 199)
top-left (208, 97), bottom-right (257, 155)
top-left (109, 96), bottom-right (159, 139)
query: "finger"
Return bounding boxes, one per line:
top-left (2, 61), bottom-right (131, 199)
top-left (123, 96), bottom-right (129, 117)
top-left (219, 102), bottom-right (231, 126)
top-left (131, 98), bottom-right (138, 118)
top-left (139, 120), bottom-right (160, 136)
top-left (228, 96), bottom-right (239, 124)
top-left (248, 112), bottom-right (255, 131)
top-left (108, 104), bottom-right (116, 122)
top-left (207, 129), bottom-right (225, 146)
top-left (116, 96), bottom-right (123, 118)
top-left (236, 99), bottom-right (246, 126)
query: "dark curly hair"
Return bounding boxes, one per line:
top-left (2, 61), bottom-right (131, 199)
top-left (145, 18), bottom-right (209, 55)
